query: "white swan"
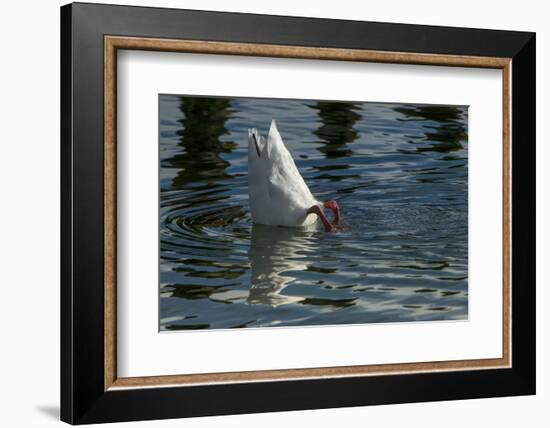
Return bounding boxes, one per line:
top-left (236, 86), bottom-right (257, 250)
top-left (248, 120), bottom-right (340, 232)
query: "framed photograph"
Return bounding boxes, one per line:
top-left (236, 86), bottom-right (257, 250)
top-left (60, 2), bottom-right (535, 424)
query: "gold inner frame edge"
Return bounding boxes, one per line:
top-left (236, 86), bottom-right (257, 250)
top-left (104, 36), bottom-right (512, 391)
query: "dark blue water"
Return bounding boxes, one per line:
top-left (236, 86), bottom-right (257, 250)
top-left (159, 95), bottom-right (468, 330)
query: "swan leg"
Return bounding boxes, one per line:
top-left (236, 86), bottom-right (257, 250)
top-left (307, 205), bottom-right (336, 232)
top-left (323, 200), bottom-right (340, 225)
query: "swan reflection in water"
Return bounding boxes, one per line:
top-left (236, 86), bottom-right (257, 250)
top-left (247, 224), bottom-right (318, 307)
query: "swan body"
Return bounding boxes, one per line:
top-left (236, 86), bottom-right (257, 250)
top-left (248, 120), bottom-right (339, 231)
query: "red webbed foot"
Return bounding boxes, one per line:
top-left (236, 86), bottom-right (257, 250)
top-left (307, 205), bottom-right (337, 232)
top-left (323, 200), bottom-right (340, 225)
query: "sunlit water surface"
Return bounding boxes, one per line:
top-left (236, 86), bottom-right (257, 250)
top-left (159, 95), bottom-right (468, 330)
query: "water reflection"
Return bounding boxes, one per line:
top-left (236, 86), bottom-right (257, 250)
top-left (394, 105), bottom-right (467, 153)
top-left (163, 98), bottom-right (235, 189)
top-left (247, 225), bottom-right (313, 306)
top-left (311, 102), bottom-right (361, 158)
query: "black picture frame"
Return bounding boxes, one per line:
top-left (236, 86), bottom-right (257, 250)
top-left (61, 2), bottom-right (535, 424)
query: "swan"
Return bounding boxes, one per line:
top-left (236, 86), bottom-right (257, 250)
top-left (248, 120), bottom-right (340, 232)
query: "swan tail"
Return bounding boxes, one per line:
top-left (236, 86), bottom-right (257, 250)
top-left (248, 128), bottom-right (264, 158)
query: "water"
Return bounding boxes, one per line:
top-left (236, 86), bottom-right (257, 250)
top-left (159, 95), bottom-right (468, 331)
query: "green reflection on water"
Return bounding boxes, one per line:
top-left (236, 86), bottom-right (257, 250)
top-left (311, 101), bottom-right (361, 158)
top-left (164, 98), bottom-right (234, 189)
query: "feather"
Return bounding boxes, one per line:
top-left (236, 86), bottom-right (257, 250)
top-left (248, 120), bottom-right (320, 227)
